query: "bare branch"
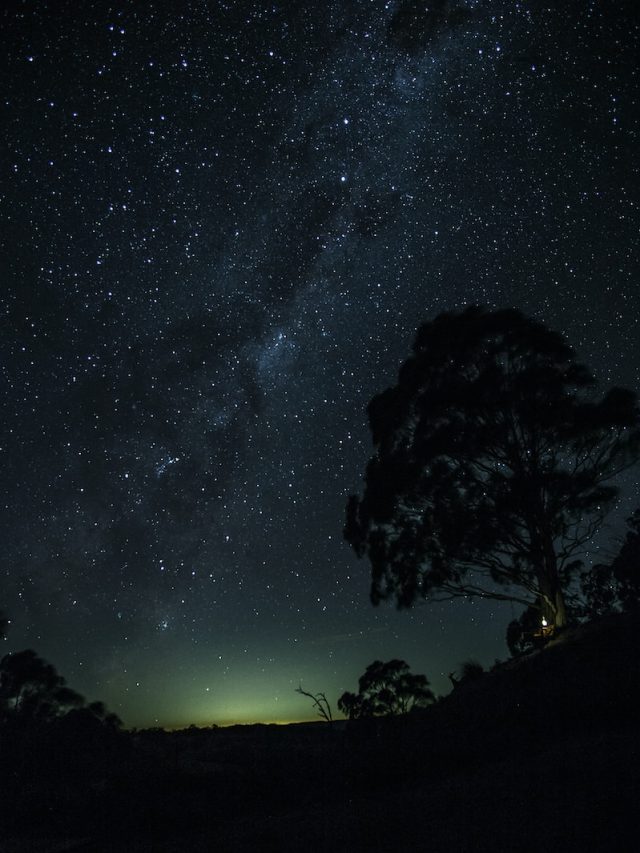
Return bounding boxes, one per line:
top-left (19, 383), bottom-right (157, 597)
top-left (295, 685), bottom-right (333, 724)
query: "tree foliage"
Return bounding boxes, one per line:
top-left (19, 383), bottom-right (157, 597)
top-left (448, 658), bottom-right (485, 689)
top-left (0, 649), bottom-right (84, 722)
top-left (581, 509), bottom-right (640, 617)
top-left (506, 604), bottom-right (545, 656)
top-left (337, 659), bottom-right (434, 719)
top-left (346, 307), bottom-right (640, 630)
top-left (608, 509), bottom-right (640, 611)
top-left (0, 648), bottom-right (120, 728)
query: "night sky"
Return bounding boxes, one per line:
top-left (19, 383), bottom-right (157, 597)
top-left (2, 0), bottom-right (639, 728)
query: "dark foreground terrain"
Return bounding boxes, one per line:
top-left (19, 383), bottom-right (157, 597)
top-left (2, 613), bottom-right (639, 852)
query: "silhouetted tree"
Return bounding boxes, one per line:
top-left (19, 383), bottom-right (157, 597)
top-left (609, 509), bottom-right (640, 611)
top-left (448, 659), bottom-right (484, 689)
top-left (346, 307), bottom-right (640, 632)
top-left (87, 700), bottom-right (107, 718)
top-left (459, 659), bottom-right (484, 682)
top-left (338, 659), bottom-right (433, 719)
top-left (506, 604), bottom-right (544, 656)
top-left (295, 685), bottom-right (333, 724)
top-left (0, 611), bottom-right (7, 640)
top-left (87, 699), bottom-right (123, 729)
top-left (581, 509), bottom-right (640, 616)
top-left (579, 564), bottom-right (619, 619)
top-left (0, 649), bottom-right (84, 722)
top-left (336, 689), bottom-right (366, 720)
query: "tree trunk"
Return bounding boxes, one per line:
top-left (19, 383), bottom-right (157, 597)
top-left (540, 583), bottom-right (567, 629)
top-left (529, 520), bottom-right (567, 631)
top-left (538, 530), bottom-right (567, 630)
top-left (552, 586), bottom-right (567, 629)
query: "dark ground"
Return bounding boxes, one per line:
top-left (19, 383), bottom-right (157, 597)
top-left (1, 613), bottom-right (639, 852)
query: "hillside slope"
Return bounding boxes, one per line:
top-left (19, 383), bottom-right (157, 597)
top-left (423, 610), bottom-right (640, 753)
top-left (2, 613), bottom-right (638, 852)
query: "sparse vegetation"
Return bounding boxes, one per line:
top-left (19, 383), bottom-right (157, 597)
top-left (0, 648), bottom-right (120, 727)
top-left (338, 659), bottom-right (434, 719)
top-left (2, 613), bottom-right (638, 851)
top-left (295, 685), bottom-right (334, 724)
top-left (581, 508), bottom-right (640, 616)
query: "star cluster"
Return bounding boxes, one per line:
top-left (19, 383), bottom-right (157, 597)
top-left (1, 0), bottom-right (638, 726)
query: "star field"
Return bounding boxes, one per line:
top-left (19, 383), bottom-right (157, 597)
top-left (1, 0), bottom-right (639, 726)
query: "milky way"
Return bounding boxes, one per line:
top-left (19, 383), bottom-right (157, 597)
top-left (2, 0), bottom-right (638, 726)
